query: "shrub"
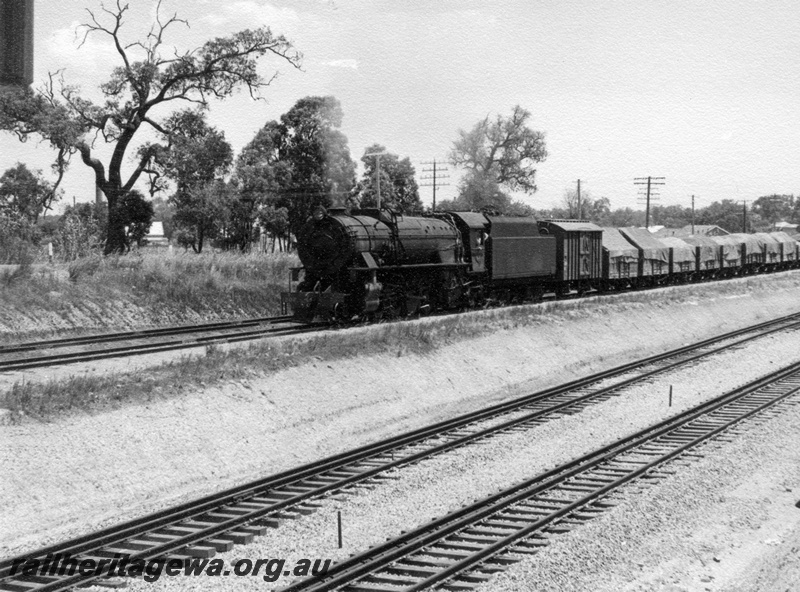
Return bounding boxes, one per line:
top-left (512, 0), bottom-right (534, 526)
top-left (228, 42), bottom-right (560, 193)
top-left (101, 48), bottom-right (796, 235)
top-left (0, 214), bottom-right (39, 265)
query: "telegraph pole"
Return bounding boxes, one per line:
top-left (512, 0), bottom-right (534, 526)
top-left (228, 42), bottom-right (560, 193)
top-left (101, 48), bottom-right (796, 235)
top-left (576, 179), bottom-right (582, 219)
top-left (420, 159), bottom-right (450, 211)
top-left (691, 195), bottom-right (696, 234)
top-left (364, 150), bottom-right (387, 210)
top-left (742, 200), bottom-right (748, 233)
top-left (634, 176), bottom-right (665, 229)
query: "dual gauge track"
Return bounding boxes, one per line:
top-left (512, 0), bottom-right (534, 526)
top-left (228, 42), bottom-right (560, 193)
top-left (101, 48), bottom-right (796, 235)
top-left (2, 313), bottom-right (800, 591)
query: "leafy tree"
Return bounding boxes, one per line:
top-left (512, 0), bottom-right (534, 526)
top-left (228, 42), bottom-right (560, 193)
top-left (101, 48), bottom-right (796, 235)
top-left (752, 194), bottom-right (795, 226)
top-left (504, 201), bottom-right (535, 216)
top-left (172, 180), bottom-right (230, 253)
top-left (234, 121), bottom-right (289, 250)
top-left (258, 204), bottom-right (290, 252)
top-left (215, 182), bottom-right (259, 252)
top-left (0, 163), bottom-right (60, 222)
top-left (119, 190), bottom-right (154, 248)
top-left (650, 204), bottom-right (692, 229)
top-left (558, 188), bottom-right (611, 222)
top-left (450, 105), bottom-right (547, 194)
top-left (437, 173), bottom-right (533, 216)
top-left (144, 109), bottom-right (233, 251)
top-left (604, 207), bottom-right (645, 228)
top-left (143, 109), bottom-right (233, 195)
top-left (0, 0), bottom-right (301, 254)
top-left (355, 144), bottom-right (422, 213)
top-left (280, 97), bottom-right (356, 220)
top-left (237, 96), bottom-right (356, 237)
top-left (697, 200), bottom-right (748, 233)
top-left (454, 173), bottom-right (514, 212)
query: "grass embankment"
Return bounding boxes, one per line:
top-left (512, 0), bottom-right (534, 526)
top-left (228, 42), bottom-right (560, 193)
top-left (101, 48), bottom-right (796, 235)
top-left (4, 269), bottom-right (800, 421)
top-left (0, 249), bottom-right (298, 342)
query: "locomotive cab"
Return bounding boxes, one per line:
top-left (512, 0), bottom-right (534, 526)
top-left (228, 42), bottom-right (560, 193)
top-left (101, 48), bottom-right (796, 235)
top-left (438, 212), bottom-right (490, 273)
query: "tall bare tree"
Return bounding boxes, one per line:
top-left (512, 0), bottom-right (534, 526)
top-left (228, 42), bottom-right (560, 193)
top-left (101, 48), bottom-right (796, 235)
top-left (0, 0), bottom-right (301, 253)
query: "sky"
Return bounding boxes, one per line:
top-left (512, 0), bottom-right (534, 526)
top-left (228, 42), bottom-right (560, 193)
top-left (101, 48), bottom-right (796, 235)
top-left (2, 0), bottom-right (799, 213)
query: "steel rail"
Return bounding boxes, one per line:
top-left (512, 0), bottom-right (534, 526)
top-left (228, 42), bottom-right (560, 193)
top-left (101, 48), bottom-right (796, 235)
top-left (282, 362), bottom-right (800, 592)
top-left (0, 316), bottom-right (294, 354)
top-left (1, 313), bottom-right (799, 592)
top-left (0, 323), bottom-right (316, 372)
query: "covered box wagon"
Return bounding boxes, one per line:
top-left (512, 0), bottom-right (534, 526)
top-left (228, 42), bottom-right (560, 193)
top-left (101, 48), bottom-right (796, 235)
top-left (537, 220), bottom-right (603, 289)
top-left (681, 235), bottom-right (722, 271)
top-left (601, 227), bottom-right (639, 282)
top-left (659, 236), bottom-right (697, 273)
top-left (618, 227), bottom-right (670, 278)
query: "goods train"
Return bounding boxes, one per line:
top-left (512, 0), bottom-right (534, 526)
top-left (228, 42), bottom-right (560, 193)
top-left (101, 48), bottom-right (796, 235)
top-left (281, 206), bottom-right (800, 322)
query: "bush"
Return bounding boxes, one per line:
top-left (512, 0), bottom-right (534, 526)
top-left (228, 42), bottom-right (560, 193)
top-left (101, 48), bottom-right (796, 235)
top-left (67, 254), bottom-right (103, 282)
top-left (0, 214), bottom-right (39, 265)
top-left (55, 211), bottom-right (104, 261)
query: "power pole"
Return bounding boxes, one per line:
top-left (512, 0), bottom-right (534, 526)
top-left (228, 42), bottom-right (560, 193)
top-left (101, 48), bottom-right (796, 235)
top-left (577, 179), bottom-right (582, 219)
top-left (634, 176), bottom-right (665, 229)
top-left (420, 159), bottom-right (450, 211)
top-left (364, 150), bottom-right (387, 210)
top-left (742, 200), bottom-right (748, 233)
top-left (691, 195), bottom-right (696, 234)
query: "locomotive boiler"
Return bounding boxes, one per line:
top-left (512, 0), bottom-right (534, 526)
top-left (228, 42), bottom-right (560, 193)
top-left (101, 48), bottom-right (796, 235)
top-left (285, 207), bottom-right (468, 321)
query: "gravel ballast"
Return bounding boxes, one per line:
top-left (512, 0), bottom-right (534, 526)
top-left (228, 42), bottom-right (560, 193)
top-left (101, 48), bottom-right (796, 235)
top-left (103, 331), bottom-right (800, 592)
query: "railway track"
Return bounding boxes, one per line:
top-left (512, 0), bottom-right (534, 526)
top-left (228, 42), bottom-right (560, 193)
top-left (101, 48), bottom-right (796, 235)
top-left (2, 312), bottom-right (799, 592)
top-left (0, 316), bottom-right (317, 372)
top-left (284, 359), bottom-right (800, 592)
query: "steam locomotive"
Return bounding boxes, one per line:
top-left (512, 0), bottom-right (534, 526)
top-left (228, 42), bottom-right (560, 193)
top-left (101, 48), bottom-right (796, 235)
top-left (281, 206), bottom-right (800, 322)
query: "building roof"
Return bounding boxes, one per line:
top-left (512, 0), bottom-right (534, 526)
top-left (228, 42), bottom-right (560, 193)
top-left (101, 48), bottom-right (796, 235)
top-left (654, 225), bottom-right (730, 238)
top-left (144, 221), bottom-right (169, 245)
top-left (147, 221), bottom-right (165, 238)
top-left (683, 225), bottom-right (729, 236)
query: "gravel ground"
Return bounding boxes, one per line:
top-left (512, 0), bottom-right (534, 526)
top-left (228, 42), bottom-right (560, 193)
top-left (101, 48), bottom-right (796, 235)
top-left (482, 399), bottom-right (800, 592)
top-left (6, 279), bottom-right (800, 553)
top-left (3, 273), bottom-right (800, 592)
top-left (99, 329), bottom-right (800, 592)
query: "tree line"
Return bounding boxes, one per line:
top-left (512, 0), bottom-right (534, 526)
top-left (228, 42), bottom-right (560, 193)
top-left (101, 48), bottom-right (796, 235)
top-left (0, 1), bottom-right (550, 256)
top-left (0, 1), bottom-right (796, 263)
top-left (545, 191), bottom-right (800, 233)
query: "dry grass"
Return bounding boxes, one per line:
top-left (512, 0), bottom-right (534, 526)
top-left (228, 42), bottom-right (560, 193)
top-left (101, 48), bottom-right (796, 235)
top-left (4, 270), bottom-right (800, 421)
top-left (0, 249), bottom-right (298, 343)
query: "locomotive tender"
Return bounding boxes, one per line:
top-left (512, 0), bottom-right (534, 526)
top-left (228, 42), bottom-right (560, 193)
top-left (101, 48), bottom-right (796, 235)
top-left (282, 207), bottom-right (800, 322)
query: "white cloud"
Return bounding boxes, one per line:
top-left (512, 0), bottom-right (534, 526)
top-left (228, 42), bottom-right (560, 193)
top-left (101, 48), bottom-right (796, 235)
top-left (40, 22), bottom-right (119, 90)
top-left (197, 1), bottom-right (301, 32)
top-left (324, 59), bottom-right (358, 70)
